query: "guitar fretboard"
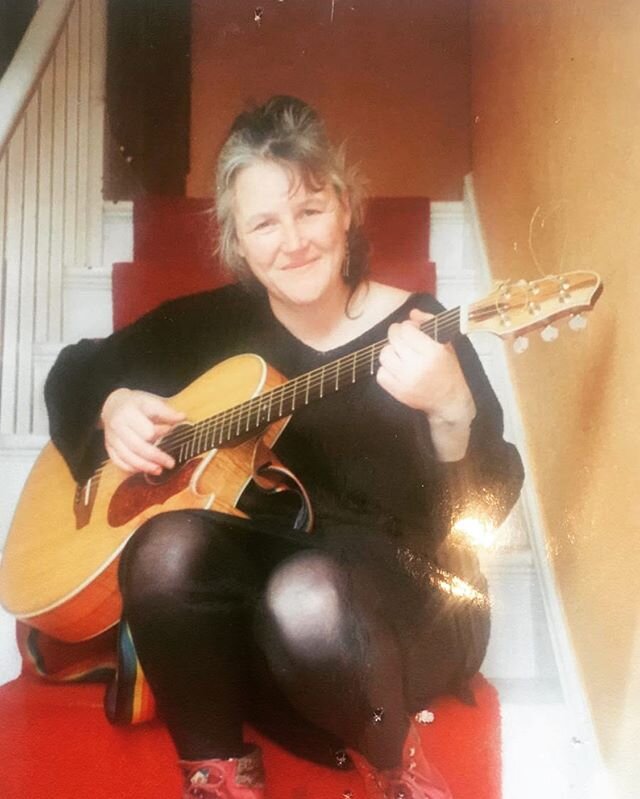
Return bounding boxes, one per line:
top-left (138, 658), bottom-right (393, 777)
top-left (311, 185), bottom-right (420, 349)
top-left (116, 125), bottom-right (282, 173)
top-left (160, 307), bottom-right (462, 465)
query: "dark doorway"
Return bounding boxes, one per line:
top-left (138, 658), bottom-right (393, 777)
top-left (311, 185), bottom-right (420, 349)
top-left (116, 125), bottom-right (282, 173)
top-left (104, 0), bottom-right (191, 199)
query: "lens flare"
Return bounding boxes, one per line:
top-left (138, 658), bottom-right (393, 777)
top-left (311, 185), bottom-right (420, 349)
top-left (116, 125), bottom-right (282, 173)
top-left (452, 515), bottom-right (496, 549)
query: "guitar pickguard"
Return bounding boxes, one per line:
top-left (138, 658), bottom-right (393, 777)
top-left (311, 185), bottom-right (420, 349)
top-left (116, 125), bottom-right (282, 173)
top-left (108, 459), bottom-right (202, 527)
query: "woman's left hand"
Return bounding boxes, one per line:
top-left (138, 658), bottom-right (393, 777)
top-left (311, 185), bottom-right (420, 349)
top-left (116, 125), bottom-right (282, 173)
top-left (376, 308), bottom-right (477, 460)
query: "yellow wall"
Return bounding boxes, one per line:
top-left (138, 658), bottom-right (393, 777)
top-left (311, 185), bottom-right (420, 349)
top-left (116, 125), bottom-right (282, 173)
top-left (189, 0), bottom-right (471, 199)
top-left (470, 0), bottom-right (640, 793)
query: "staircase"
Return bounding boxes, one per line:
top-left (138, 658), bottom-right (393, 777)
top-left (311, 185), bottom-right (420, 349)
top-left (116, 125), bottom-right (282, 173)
top-left (0, 4), bottom-right (601, 796)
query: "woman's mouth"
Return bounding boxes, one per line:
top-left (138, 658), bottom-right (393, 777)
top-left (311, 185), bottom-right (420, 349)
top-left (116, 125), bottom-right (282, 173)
top-left (282, 256), bottom-right (319, 271)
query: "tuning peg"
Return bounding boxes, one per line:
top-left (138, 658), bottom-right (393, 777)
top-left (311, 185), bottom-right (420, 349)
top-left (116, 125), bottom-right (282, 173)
top-left (541, 325), bottom-right (559, 342)
top-left (513, 336), bottom-right (529, 354)
top-left (569, 314), bottom-right (587, 331)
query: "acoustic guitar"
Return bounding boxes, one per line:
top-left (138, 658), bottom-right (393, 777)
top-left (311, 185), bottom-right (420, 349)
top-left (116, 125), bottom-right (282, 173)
top-left (0, 271), bottom-right (602, 643)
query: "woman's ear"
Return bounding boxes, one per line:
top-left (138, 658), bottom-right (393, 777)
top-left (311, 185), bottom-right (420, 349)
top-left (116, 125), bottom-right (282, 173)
top-left (234, 234), bottom-right (246, 261)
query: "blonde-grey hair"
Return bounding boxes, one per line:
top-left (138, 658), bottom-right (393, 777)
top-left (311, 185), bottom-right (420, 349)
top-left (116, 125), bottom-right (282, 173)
top-left (215, 96), bottom-right (367, 288)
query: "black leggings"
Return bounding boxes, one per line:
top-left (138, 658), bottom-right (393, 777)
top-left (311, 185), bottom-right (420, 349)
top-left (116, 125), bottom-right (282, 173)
top-left (118, 510), bottom-right (488, 770)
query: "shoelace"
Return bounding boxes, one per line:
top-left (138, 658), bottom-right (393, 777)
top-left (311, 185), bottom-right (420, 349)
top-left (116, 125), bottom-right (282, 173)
top-left (185, 765), bottom-right (227, 799)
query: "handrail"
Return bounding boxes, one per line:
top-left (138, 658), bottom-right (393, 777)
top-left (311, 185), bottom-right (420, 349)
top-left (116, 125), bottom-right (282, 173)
top-left (0, 0), bottom-right (75, 160)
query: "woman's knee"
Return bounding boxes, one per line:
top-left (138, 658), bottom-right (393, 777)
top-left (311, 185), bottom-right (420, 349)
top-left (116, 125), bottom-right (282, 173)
top-left (118, 511), bottom-right (248, 605)
top-left (263, 551), bottom-right (349, 653)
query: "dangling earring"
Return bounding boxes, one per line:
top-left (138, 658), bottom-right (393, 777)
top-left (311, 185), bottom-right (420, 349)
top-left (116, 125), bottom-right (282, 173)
top-left (342, 237), bottom-right (351, 279)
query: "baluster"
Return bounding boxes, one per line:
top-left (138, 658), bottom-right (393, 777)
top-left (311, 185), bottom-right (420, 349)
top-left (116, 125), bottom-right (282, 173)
top-left (17, 100), bottom-right (39, 433)
top-left (0, 155), bottom-right (7, 337)
top-left (50, 39), bottom-right (66, 341)
top-left (63, 8), bottom-right (79, 272)
top-left (1, 124), bottom-right (25, 433)
top-left (35, 73), bottom-right (54, 344)
top-left (75, 0), bottom-right (91, 270)
top-left (87, 0), bottom-right (106, 272)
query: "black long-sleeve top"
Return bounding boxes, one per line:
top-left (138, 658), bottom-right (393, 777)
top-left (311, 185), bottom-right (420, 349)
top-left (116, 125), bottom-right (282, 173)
top-left (45, 283), bottom-right (524, 556)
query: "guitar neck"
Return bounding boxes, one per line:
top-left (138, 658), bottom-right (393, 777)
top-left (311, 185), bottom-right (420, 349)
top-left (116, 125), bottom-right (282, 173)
top-left (160, 306), bottom-right (462, 465)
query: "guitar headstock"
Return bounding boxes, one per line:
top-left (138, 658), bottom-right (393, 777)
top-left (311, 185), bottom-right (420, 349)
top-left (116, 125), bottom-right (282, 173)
top-left (466, 271), bottom-right (602, 349)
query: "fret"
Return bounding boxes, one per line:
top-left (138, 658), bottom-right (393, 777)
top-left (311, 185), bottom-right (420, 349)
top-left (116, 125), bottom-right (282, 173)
top-left (433, 315), bottom-right (438, 342)
top-left (305, 373), bottom-right (311, 404)
top-left (212, 417), bottom-right (220, 449)
top-left (351, 353), bottom-right (356, 383)
top-left (183, 430), bottom-right (192, 459)
top-left (369, 346), bottom-right (375, 375)
top-left (226, 411), bottom-right (233, 442)
top-left (319, 365), bottom-right (325, 398)
top-left (335, 361), bottom-right (340, 391)
top-left (196, 425), bottom-right (204, 454)
top-left (266, 391), bottom-right (273, 422)
top-left (196, 421), bottom-right (204, 455)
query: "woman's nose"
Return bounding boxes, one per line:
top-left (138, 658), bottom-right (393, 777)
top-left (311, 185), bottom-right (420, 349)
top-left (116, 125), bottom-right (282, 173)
top-left (281, 218), bottom-right (307, 253)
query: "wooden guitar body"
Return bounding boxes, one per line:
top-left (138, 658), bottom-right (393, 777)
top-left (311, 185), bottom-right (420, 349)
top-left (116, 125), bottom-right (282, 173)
top-left (0, 354), bottom-right (289, 643)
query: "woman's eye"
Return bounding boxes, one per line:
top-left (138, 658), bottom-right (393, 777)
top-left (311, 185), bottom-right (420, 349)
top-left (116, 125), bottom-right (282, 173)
top-left (253, 219), bottom-right (275, 231)
top-left (302, 207), bottom-right (321, 217)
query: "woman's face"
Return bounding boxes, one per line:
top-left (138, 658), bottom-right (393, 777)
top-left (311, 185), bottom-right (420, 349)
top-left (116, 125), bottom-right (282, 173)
top-left (232, 159), bottom-right (351, 313)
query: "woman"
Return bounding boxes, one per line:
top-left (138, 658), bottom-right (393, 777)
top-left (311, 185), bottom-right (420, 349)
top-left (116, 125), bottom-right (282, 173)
top-left (46, 96), bottom-right (523, 798)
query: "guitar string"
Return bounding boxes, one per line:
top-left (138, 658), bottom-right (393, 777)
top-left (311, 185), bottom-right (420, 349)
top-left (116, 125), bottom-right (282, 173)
top-left (158, 311), bottom-right (463, 453)
top-left (151, 313), bottom-right (458, 457)
top-left (74, 273), bottom-right (596, 487)
top-left (89, 311), bottom-right (464, 480)
top-left (105, 272), bottom-right (593, 467)
top-left (88, 309), bottom-right (464, 480)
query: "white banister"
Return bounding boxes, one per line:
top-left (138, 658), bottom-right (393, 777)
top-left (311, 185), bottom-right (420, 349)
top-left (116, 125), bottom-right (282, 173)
top-left (0, 0), bottom-right (106, 436)
top-left (0, 0), bottom-right (75, 160)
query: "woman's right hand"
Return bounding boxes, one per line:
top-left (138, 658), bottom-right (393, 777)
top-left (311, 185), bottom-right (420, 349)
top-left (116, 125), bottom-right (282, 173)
top-left (100, 388), bottom-right (186, 475)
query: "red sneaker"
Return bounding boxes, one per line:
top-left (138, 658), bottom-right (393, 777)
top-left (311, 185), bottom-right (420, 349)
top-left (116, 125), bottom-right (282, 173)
top-left (350, 721), bottom-right (453, 799)
top-left (179, 746), bottom-right (265, 799)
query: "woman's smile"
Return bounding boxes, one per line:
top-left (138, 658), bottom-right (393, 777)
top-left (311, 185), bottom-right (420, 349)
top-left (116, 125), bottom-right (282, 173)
top-left (282, 256), bottom-right (320, 271)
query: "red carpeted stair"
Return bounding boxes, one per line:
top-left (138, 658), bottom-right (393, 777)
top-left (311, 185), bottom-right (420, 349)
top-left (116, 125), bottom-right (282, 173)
top-left (0, 196), bottom-right (502, 799)
top-left (0, 674), bottom-right (500, 799)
